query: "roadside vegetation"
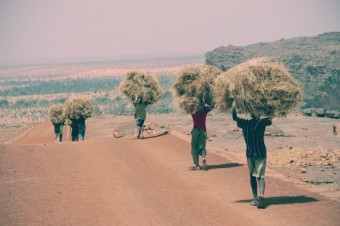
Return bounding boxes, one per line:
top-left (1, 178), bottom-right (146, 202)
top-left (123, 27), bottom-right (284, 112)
top-left (0, 75), bottom-right (175, 124)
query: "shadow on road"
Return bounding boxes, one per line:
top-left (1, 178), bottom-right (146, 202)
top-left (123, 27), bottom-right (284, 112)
top-left (207, 163), bottom-right (242, 170)
top-left (236, 195), bottom-right (319, 206)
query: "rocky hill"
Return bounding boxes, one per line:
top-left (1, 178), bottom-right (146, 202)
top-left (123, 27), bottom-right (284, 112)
top-left (205, 32), bottom-right (340, 110)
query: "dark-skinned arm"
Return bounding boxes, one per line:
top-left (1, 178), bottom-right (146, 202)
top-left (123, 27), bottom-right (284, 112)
top-left (232, 108), bottom-right (237, 121)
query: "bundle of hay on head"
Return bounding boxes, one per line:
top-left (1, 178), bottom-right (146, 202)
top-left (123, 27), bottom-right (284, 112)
top-left (49, 104), bottom-right (66, 124)
top-left (119, 71), bottom-right (163, 105)
top-left (214, 57), bottom-right (302, 118)
top-left (173, 65), bottom-right (222, 113)
top-left (65, 98), bottom-right (93, 120)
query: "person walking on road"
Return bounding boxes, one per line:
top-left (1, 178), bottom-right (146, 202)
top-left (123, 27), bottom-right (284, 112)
top-left (232, 108), bottom-right (272, 209)
top-left (69, 118), bottom-right (79, 142)
top-left (190, 105), bottom-right (212, 171)
top-left (78, 116), bottom-right (86, 141)
top-left (52, 121), bottom-right (65, 142)
top-left (133, 102), bottom-right (148, 139)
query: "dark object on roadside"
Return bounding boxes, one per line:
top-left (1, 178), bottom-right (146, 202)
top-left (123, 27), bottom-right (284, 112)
top-left (333, 124), bottom-right (338, 135)
top-left (302, 108), bottom-right (340, 119)
top-left (311, 108), bottom-right (326, 117)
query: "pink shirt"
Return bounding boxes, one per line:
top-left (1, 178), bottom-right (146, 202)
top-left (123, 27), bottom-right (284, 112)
top-left (191, 109), bottom-right (210, 131)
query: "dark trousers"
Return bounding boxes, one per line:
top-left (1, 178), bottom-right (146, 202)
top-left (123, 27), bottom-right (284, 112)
top-left (191, 128), bottom-right (207, 165)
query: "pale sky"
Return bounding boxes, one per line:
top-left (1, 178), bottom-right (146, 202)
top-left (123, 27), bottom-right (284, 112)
top-left (0, 0), bottom-right (339, 65)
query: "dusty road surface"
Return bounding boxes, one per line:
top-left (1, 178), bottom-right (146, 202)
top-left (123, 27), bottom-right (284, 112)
top-left (0, 121), bottom-right (339, 226)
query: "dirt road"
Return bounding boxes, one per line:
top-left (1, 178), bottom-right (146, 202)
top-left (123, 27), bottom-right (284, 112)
top-left (0, 121), bottom-right (339, 225)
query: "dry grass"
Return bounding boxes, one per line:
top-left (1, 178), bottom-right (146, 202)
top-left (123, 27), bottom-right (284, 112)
top-left (48, 104), bottom-right (66, 124)
top-left (214, 58), bottom-right (302, 118)
top-left (119, 71), bottom-right (163, 105)
top-left (65, 98), bottom-right (93, 120)
top-left (173, 65), bottom-right (221, 113)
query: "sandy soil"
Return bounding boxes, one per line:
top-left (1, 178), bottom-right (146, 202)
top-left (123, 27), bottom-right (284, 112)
top-left (0, 114), bottom-right (339, 225)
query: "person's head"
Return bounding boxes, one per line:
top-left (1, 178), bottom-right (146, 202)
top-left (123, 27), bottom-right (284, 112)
top-left (251, 113), bottom-right (259, 120)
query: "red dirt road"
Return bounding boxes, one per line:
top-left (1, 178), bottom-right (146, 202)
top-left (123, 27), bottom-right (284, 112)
top-left (0, 121), bottom-right (339, 225)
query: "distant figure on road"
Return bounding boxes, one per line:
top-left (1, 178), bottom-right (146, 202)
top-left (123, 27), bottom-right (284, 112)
top-left (78, 116), bottom-right (86, 141)
top-left (190, 105), bottom-right (212, 171)
top-left (52, 121), bottom-right (65, 142)
top-left (232, 108), bottom-right (272, 209)
top-left (133, 102), bottom-right (148, 139)
top-left (69, 118), bottom-right (79, 142)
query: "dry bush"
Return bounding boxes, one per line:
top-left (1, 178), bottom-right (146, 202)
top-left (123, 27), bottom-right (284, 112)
top-left (65, 98), bottom-right (93, 120)
top-left (48, 104), bottom-right (66, 124)
top-left (214, 58), bottom-right (302, 118)
top-left (119, 71), bottom-right (163, 105)
top-left (173, 65), bottom-right (221, 113)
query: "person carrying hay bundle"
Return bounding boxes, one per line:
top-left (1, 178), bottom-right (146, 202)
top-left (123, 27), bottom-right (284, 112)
top-left (174, 65), bottom-right (221, 170)
top-left (133, 102), bottom-right (148, 139)
top-left (190, 105), bottom-right (213, 171)
top-left (78, 116), bottom-right (86, 141)
top-left (65, 98), bottom-right (93, 141)
top-left (68, 118), bottom-right (79, 141)
top-left (119, 71), bottom-right (163, 139)
top-left (215, 58), bottom-right (302, 209)
top-left (232, 108), bottom-right (271, 209)
top-left (48, 104), bottom-right (66, 142)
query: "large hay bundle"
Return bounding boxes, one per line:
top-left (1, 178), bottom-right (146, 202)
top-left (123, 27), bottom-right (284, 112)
top-left (65, 98), bottom-right (93, 120)
top-left (214, 58), bottom-right (302, 118)
top-left (174, 65), bottom-right (221, 113)
top-left (119, 71), bottom-right (163, 105)
top-left (49, 104), bottom-right (66, 124)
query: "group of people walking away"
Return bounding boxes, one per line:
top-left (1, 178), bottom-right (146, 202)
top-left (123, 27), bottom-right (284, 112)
top-left (51, 98), bottom-right (271, 209)
top-left (51, 104), bottom-right (271, 209)
top-left (191, 107), bottom-right (272, 209)
top-left (49, 98), bottom-right (92, 143)
top-left (69, 116), bottom-right (86, 141)
top-left (173, 60), bottom-right (300, 210)
top-left (48, 59), bottom-right (299, 210)
top-left (51, 116), bottom-right (87, 142)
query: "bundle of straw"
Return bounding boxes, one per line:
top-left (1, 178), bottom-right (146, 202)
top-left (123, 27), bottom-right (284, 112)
top-left (48, 104), bottom-right (66, 124)
top-left (214, 57), bottom-right (302, 118)
top-left (174, 65), bottom-right (221, 113)
top-left (65, 98), bottom-right (93, 120)
top-left (119, 71), bottom-right (163, 105)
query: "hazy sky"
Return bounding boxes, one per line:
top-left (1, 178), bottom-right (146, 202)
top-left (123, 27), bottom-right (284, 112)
top-left (0, 0), bottom-right (339, 64)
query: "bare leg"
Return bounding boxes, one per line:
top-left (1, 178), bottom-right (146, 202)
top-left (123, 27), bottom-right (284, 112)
top-left (258, 178), bottom-right (265, 196)
top-left (257, 178), bottom-right (266, 208)
top-left (137, 126), bottom-right (143, 139)
top-left (250, 176), bottom-right (258, 199)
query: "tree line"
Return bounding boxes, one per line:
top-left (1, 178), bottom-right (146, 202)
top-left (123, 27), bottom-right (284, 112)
top-left (0, 75), bottom-right (175, 116)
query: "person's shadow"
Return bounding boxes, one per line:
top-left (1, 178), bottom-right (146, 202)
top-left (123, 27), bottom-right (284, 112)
top-left (236, 195), bottom-right (318, 207)
top-left (206, 163), bottom-right (242, 170)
